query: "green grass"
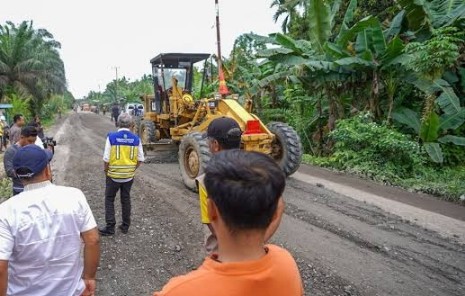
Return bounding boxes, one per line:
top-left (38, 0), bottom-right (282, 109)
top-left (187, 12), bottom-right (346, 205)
top-left (0, 177), bottom-right (12, 199)
top-left (303, 154), bottom-right (465, 203)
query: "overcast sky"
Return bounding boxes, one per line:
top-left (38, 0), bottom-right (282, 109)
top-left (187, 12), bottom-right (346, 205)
top-left (1, 0), bottom-right (281, 98)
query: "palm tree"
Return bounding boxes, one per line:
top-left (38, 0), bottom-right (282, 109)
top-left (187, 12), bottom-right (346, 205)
top-left (0, 21), bottom-right (66, 115)
top-left (270, 0), bottom-right (307, 34)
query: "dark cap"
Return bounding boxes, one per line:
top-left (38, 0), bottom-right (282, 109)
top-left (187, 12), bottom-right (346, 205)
top-left (13, 145), bottom-right (53, 178)
top-left (21, 126), bottom-right (38, 137)
top-left (204, 117), bottom-right (242, 142)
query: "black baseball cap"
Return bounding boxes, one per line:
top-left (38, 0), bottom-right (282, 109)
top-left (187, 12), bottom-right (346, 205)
top-left (204, 117), bottom-right (242, 142)
top-left (13, 145), bottom-right (53, 178)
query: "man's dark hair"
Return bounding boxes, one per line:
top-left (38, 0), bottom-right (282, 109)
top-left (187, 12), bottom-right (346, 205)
top-left (21, 126), bottom-right (38, 137)
top-left (13, 114), bottom-right (23, 123)
top-left (204, 150), bottom-right (285, 232)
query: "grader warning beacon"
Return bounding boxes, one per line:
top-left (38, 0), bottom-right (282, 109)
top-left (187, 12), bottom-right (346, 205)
top-left (136, 53), bottom-right (302, 191)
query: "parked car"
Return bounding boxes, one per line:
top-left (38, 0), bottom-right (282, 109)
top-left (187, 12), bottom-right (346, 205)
top-left (124, 103), bottom-right (144, 116)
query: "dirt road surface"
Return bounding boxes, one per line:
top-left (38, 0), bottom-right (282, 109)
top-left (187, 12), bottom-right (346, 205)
top-left (49, 112), bottom-right (465, 296)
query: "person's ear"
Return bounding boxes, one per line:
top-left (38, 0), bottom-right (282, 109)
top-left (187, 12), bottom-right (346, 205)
top-left (271, 197), bottom-right (284, 225)
top-left (45, 164), bottom-right (52, 181)
top-left (207, 198), bottom-right (219, 222)
top-left (212, 140), bottom-right (221, 153)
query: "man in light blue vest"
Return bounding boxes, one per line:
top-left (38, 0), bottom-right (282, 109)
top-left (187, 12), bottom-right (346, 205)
top-left (99, 113), bottom-right (144, 236)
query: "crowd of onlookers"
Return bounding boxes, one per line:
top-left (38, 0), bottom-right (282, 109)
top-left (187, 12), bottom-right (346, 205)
top-left (1, 114), bottom-right (50, 196)
top-left (0, 114), bottom-right (45, 154)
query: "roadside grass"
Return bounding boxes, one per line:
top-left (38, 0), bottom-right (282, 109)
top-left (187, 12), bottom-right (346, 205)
top-left (0, 177), bottom-right (12, 200)
top-left (0, 154), bottom-right (12, 200)
top-left (303, 154), bottom-right (465, 203)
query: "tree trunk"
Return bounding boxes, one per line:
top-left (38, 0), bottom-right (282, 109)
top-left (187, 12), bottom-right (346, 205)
top-left (387, 92), bottom-right (395, 125)
top-left (370, 70), bottom-right (379, 118)
top-left (316, 94), bottom-right (324, 156)
top-left (385, 76), bottom-right (396, 125)
top-left (255, 89), bottom-right (265, 114)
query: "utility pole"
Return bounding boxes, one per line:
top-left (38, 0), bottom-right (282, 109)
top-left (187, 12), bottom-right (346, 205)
top-left (215, 0), bottom-right (229, 97)
top-left (113, 66), bottom-right (119, 103)
top-left (215, 0), bottom-right (222, 75)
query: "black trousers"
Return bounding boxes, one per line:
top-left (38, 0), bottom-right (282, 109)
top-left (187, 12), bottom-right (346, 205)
top-left (105, 177), bottom-right (134, 229)
top-left (112, 114), bottom-right (119, 126)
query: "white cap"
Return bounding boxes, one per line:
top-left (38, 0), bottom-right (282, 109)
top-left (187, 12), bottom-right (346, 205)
top-left (0, 115), bottom-right (5, 121)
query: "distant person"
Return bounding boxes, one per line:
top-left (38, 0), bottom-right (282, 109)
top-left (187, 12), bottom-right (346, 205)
top-left (99, 113), bottom-right (144, 236)
top-left (3, 126), bottom-right (38, 195)
top-left (0, 117), bottom-right (4, 153)
top-left (8, 114), bottom-right (25, 145)
top-left (111, 104), bottom-right (120, 126)
top-left (153, 150), bottom-right (303, 296)
top-left (0, 145), bottom-right (100, 296)
top-left (0, 115), bottom-right (8, 150)
top-left (30, 115), bottom-right (45, 141)
top-left (27, 121), bottom-right (46, 149)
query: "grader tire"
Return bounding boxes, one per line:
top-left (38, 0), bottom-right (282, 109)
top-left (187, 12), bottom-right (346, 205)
top-left (133, 116), bottom-right (142, 135)
top-left (178, 132), bottom-right (211, 192)
top-left (140, 120), bottom-right (156, 144)
top-left (267, 122), bottom-right (302, 176)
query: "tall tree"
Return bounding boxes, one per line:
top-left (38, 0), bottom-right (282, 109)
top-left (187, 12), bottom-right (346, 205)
top-left (0, 21), bottom-right (66, 115)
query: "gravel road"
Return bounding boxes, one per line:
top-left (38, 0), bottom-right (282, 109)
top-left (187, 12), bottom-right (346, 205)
top-left (49, 112), bottom-right (465, 296)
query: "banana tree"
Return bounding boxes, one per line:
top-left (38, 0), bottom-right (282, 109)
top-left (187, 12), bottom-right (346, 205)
top-left (398, 0), bottom-right (465, 35)
top-left (393, 103), bottom-right (465, 163)
top-left (399, 26), bottom-right (465, 162)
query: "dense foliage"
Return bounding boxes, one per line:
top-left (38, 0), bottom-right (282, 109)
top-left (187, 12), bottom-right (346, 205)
top-left (83, 75), bottom-right (153, 109)
top-left (259, 0), bottom-right (465, 201)
top-left (0, 21), bottom-right (73, 121)
top-left (305, 114), bottom-right (465, 200)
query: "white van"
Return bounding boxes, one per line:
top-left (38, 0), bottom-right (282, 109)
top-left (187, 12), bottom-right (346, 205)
top-left (124, 103), bottom-right (144, 116)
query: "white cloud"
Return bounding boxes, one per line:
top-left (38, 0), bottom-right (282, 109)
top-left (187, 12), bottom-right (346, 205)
top-left (1, 0), bottom-right (280, 98)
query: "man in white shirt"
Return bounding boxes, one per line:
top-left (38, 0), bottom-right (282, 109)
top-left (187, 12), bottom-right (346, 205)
top-left (0, 145), bottom-right (100, 296)
top-left (99, 113), bottom-right (144, 236)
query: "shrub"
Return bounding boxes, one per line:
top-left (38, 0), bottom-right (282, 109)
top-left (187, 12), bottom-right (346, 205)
top-left (6, 93), bottom-right (32, 122)
top-left (0, 178), bottom-right (12, 200)
top-left (326, 113), bottom-right (424, 181)
top-left (303, 113), bottom-right (465, 201)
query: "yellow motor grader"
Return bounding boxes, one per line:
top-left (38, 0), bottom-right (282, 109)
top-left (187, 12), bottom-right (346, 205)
top-left (136, 53), bottom-right (302, 190)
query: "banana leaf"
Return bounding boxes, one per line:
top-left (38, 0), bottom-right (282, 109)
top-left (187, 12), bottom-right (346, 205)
top-left (334, 57), bottom-right (375, 69)
top-left (336, 0), bottom-right (358, 41)
top-left (330, 0), bottom-right (343, 30)
top-left (439, 108), bottom-right (465, 130)
top-left (338, 16), bottom-right (381, 48)
top-left (435, 80), bottom-right (462, 115)
top-left (392, 107), bottom-right (421, 133)
top-left (257, 47), bottom-right (294, 58)
top-left (438, 135), bottom-right (465, 146)
top-left (420, 111), bottom-right (440, 142)
top-left (307, 0), bottom-right (331, 53)
top-left (275, 33), bottom-right (305, 55)
top-left (424, 142), bottom-right (444, 163)
top-left (384, 10), bottom-right (406, 40)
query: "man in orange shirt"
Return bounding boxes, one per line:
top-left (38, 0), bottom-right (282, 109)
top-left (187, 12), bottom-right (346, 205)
top-left (153, 150), bottom-right (303, 296)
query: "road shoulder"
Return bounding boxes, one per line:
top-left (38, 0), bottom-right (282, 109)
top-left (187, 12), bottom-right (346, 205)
top-left (294, 164), bottom-right (465, 244)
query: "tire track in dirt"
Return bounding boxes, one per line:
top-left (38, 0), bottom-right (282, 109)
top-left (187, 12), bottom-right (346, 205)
top-left (274, 178), bottom-right (465, 295)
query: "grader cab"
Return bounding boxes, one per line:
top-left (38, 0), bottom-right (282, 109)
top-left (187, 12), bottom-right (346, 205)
top-left (136, 53), bottom-right (302, 190)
